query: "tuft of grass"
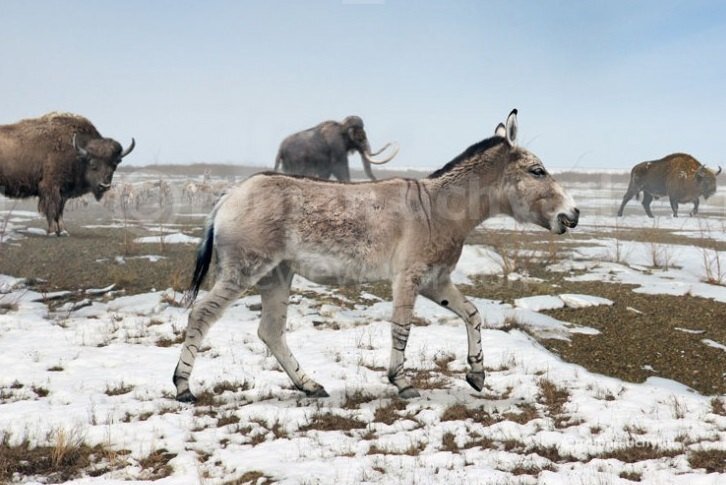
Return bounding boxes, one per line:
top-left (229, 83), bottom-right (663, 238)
top-left (594, 443), bottom-right (681, 463)
top-left (341, 389), bottom-right (375, 409)
top-left (137, 448), bottom-right (176, 480)
top-left (538, 378), bottom-right (572, 428)
top-left (217, 414), bottom-right (240, 427)
top-left (441, 432), bottom-right (459, 453)
top-left (47, 365), bottom-right (64, 372)
top-left (440, 404), bottom-right (496, 425)
top-left (619, 470), bottom-right (643, 482)
top-left (710, 397), bottom-right (726, 416)
top-left (0, 428), bottom-right (128, 483)
top-left (32, 385), bottom-right (49, 398)
top-left (300, 413), bottom-right (367, 432)
top-left (227, 470), bottom-right (275, 484)
top-left (688, 448), bottom-right (726, 473)
top-left (510, 463), bottom-right (556, 476)
top-left (503, 403), bottom-right (540, 424)
top-left (105, 382), bottom-right (133, 396)
top-left (373, 400), bottom-right (411, 425)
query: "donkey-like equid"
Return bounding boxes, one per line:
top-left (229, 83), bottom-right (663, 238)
top-left (173, 110), bottom-right (579, 401)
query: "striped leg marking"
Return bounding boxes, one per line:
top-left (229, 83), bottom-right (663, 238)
top-left (388, 275), bottom-right (420, 398)
top-left (422, 280), bottom-right (485, 391)
top-left (173, 278), bottom-right (242, 402)
top-left (257, 266), bottom-right (328, 397)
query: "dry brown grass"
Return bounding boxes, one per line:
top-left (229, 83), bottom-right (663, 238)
top-left (299, 413), bottom-right (367, 433)
top-left (225, 470), bottom-right (275, 484)
top-left (440, 404), bottom-right (497, 425)
top-left (594, 443), bottom-right (681, 463)
top-left (373, 399), bottom-right (412, 425)
top-left (538, 378), bottom-right (573, 428)
top-left (137, 448), bottom-right (176, 480)
top-left (105, 382), bottom-right (133, 396)
top-left (0, 429), bottom-right (129, 483)
top-left (688, 448), bottom-right (726, 473)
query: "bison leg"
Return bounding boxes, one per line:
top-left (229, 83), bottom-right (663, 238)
top-left (617, 184), bottom-right (641, 217)
top-left (421, 279), bottom-right (485, 392)
top-left (690, 198), bottom-right (700, 217)
top-left (641, 192), bottom-right (655, 218)
top-left (38, 188), bottom-right (63, 236)
top-left (56, 199), bottom-right (69, 236)
top-left (669, 197), bottom-right (679, 217)
top-left (257, 264), bottom-right (327, 397)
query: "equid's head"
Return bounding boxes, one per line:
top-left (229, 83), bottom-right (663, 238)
top-left (73, 134), bottom-right (135, 200)
top-left (493, 110), bottom-right (579, 233)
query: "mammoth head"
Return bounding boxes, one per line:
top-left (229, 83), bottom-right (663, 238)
top-left (73, 134), bottom-right (135, 200)
top-left (695, 165), bottom-right (720, 199)
top-left (342, 115), bottom-right (367, 150)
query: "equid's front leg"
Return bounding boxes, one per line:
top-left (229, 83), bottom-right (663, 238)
top-left (388, 274), bottom-right (420, 398)
top-left (422, 279), bottom-right (486, 391)
top-left (173, 277), bottom-right (243, 402)
top-left (257, 264), bottom-right (329, 397)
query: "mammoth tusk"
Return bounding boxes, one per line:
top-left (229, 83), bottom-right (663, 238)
top-left (363, 141), bottom-right (399, 165)
top-left (369, 142), bottom-right (393, 157)
top-left (72, 134), bottom-right (88, 157)
top-left (121, 138), bottom-right (136, 158)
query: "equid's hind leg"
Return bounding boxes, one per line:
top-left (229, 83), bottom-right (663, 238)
top-left (257, 264), bottom-right (328, 396)
top-left (387, 273), bottom-right (420, 398)
top-left (173, 277), bottom-right (243, 402)
top-left (422, 279), bottom-right (485, 391)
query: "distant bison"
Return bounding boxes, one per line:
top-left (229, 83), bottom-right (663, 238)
top-left (0, 112), bottom-right (135, 235)
top-left (617, 153), bottom-right (721, 218)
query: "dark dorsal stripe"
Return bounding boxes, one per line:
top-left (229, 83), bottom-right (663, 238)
top-left (428, 136), bottom-right (505, 179)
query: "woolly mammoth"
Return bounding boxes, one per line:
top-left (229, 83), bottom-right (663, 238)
top-left (274, 116), bottom-right (398, 181)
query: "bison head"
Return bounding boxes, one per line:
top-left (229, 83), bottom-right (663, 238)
top-left (696, 165), bottom-right (722, 200)
top-left (73, 135), bottom-right (135, 200)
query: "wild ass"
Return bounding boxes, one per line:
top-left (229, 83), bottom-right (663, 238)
top-left (173, 110), bottom-right (579, 401)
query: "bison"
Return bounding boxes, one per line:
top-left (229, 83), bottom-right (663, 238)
top-left (0, 112), bottom-right (135, 235)
top-left (617, 153), bottom-right (721, 218)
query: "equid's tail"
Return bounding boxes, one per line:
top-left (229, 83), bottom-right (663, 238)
top-left (184, 195), bottom-right (227, 306)
top-left (186, 222), bottom-right (214, 306)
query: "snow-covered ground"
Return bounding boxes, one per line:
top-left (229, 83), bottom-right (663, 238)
top-left (1, 177), bottom-right (725, 483)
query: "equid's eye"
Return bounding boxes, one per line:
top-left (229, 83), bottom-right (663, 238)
top-left (530, 167), bottom-right (546, 178)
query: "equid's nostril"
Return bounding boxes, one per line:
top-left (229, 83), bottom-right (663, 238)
top-left (574, 208), bottom-right (580, 216)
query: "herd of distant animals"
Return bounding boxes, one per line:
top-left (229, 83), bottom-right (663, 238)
top-left (0, 110), bottom-right (720, 399)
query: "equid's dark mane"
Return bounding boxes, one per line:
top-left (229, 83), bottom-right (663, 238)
top-left (428, 136), bottom-right (505, 179)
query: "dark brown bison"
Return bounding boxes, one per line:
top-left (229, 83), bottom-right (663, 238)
top-left (617, 153), bottom-right (721, 218)
top-left (0, 112), bottom-right (135, 235)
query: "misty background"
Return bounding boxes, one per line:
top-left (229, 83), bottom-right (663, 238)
top-left (1, 1), bottom-right (725, 171)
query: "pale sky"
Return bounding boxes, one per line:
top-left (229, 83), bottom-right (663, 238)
top-left (1, 1), bottom-right (725, 171)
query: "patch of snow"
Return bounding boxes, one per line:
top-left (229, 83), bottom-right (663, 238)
top-left (134, 233), bottom-right (201, 244)
top-left (701, 339), bottom-right (726, 352)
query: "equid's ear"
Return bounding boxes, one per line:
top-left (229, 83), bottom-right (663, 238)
top-left (494, 122), bottom-right (506, 137)
top-left (505, 109), bottom-right (518, 146)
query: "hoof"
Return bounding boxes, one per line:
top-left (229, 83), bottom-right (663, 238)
top-left (304, 387), bottom-right (330, 398)
top-left (466, 372), bottom-right (486, 392)
top-left (176, 390), bottom-right (197, 403)
top-left (398, 387), bottom-right (420, 399)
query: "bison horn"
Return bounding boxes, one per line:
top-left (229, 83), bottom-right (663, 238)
top-left (363, 142), bottom-right (399, 165)
top-left (121, 138), bottom-right (136, 159)
top-left (72, 134), bottom-right (88, 158)
top-left (716, 166), bottom-right (723, 176)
